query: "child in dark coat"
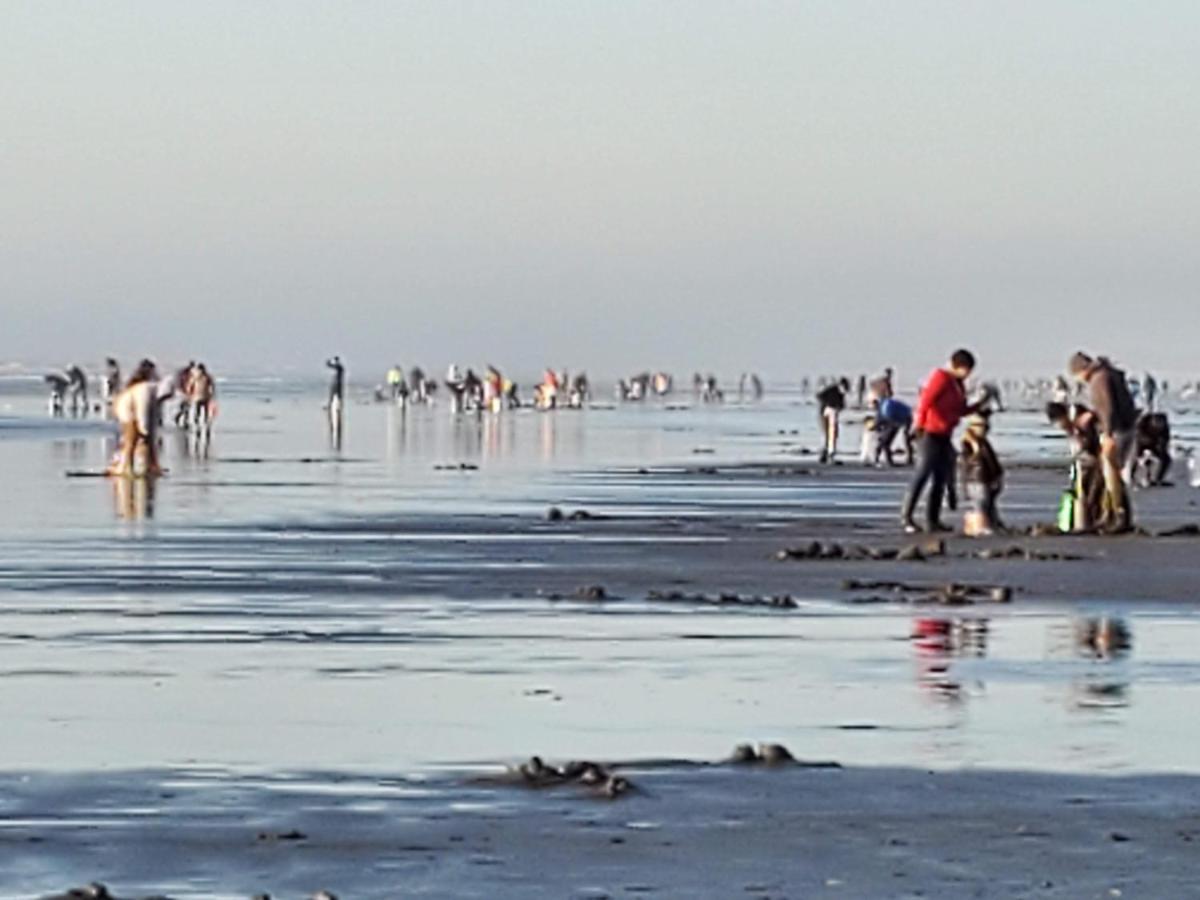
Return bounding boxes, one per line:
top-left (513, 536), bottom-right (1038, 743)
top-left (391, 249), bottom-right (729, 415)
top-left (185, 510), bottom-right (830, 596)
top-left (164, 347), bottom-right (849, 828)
top-left (960, 412), bottom-right (1004, 534)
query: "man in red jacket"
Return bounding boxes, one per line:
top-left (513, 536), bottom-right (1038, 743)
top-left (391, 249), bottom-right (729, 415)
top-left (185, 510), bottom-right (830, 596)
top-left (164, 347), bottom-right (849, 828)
top-left (901, 349), bottom-right (980, 533)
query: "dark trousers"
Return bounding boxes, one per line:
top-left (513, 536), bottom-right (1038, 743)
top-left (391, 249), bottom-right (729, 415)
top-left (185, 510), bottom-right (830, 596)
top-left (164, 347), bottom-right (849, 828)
top-left (903, 433), bottom-right (956, 526)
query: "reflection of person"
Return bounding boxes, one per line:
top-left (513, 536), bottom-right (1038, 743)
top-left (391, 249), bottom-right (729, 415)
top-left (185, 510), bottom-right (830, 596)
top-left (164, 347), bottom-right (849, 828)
top-left (1069, 353), bottom-right (1138, 533)
top-left (112, 468), bottom-right (157, 519)
top-left (911, 617), bottom-right (988, 701)
top-left (902, 350), bottom-right (980, 534)
top-left (1075, 617), bottom-right (1132, 660)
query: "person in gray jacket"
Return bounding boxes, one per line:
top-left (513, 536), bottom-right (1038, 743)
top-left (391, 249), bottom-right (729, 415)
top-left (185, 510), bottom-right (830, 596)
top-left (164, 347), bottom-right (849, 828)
top-left (1069, 352), bottom-right (1138, 533)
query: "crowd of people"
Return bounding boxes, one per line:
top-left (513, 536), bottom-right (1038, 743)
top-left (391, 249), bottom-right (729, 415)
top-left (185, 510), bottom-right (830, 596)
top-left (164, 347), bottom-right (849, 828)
top-left (794, 349), bottom-right (1179, 538)
top-left (890, 349), bottom-right (1172, 537)
top-left (40, 358), bottom-right (219, 476)
top-left (42, 354), bottom-right (1182, 526)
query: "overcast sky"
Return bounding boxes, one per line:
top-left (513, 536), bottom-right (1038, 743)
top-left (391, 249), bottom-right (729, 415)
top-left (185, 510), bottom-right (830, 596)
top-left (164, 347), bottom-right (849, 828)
top-left (3, 2), bottom-right (1198, 379)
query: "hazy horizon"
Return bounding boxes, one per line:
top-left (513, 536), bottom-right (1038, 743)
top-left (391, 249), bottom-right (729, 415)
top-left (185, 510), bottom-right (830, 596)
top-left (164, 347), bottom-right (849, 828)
top-left (5, 2), bottom-right (1198, 378)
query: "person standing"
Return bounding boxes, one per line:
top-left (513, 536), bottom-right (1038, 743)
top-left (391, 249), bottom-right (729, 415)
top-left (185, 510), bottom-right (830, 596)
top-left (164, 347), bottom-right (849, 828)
top-left (1070, 353), bottom-right (1138, 533)
top-left (901, 350), bottom-right (979, 533)
top-left (189, 363), bottom-right (216, 434)
top-left (1143, 372), bottom-right (1158, 413)
top-left (326, 355), bottom-right (346, 426)
top-left (66, 364), bottom-right (88, 416)
top-left (103, 358), bottom-right (121, 410)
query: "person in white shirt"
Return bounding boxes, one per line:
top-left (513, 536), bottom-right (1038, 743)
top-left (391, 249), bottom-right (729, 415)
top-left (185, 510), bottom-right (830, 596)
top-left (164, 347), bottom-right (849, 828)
top-left (107, 360), bottom-right (163, 477)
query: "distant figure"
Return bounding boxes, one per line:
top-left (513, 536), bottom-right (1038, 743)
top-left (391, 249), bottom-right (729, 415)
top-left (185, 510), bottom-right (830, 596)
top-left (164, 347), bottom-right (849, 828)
top-left (749, 373), bottom-right (764, 401)
top-left (189, 363), bottom-right (216, 436)
top-left (960, 412), bottom-right (1004, 535)
top-left (408, 366), bottom-right (431, 404)
top-left (1052, 375), bottom-right (1071, 405)
top-left (445, 363), bottom-right (466, 412)
top-left (504, 377), bottom-right (521, 409)
top-left (483, 366), bottom-right (504, 413)
top-left (855, 374), bottom-right (867, 409)
top-left (326, 356), bottom-right (346, 437)
top-left (387, 364), bottom-right (406, 403)
top-left (103, 358), bottom-right (121, 408)
top-left (1135, 411), bottom-right (1171, 486)
top-left (569, 373), bottom-right (590, 409)
top-left (44, 373), bottom-right (68, 416)
top-left (815, 378), bottom-right (849, 464)
top-left (174, 361), bottom-right (196, 428)
top-left (536, 369), bottom-right (559, 410)
top-left (702, 374), bottom-right (723, 403)
top-left (901, 350), bottom-right (980, 534)
top-left (1069, 353), bottom-right (1138, 533)
top-left (458, 368), bottom-right (482, 411)
top-left (66, 365), bottom-right (88, 417)
top-left (327, 356), bottom-right (345, 405)
top-left (1143, 372), bottom-right (1158, 412)
top-left (869, 368), bottom-right (895, 405)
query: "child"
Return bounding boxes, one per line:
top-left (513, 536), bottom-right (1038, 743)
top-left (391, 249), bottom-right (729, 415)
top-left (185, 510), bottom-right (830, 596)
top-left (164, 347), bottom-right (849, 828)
top-left (960, 412), bottom-right (1004, 534)
top-left (1046, 402), bottom-right (1104, 533)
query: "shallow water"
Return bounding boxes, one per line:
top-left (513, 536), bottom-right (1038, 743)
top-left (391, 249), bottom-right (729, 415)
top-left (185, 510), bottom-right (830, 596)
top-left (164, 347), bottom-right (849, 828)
top-left (1, 379), bottom-right (1199, 778)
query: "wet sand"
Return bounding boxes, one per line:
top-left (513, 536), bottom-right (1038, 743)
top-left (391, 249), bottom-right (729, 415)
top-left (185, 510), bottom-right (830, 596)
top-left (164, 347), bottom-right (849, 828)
top-left (5, 389), bottom-right (1200, 896)
top-left (19, 461), bottom-right (1187, 608)
top-left (14, 763), bottom-right (1200, 899)
top-left (8, 463), bottom-right (1200, 897)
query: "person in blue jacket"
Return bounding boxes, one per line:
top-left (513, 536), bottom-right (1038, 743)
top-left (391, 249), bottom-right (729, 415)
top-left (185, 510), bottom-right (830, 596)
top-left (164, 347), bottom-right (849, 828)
top-left (875, 396), bottom-right (914, 467)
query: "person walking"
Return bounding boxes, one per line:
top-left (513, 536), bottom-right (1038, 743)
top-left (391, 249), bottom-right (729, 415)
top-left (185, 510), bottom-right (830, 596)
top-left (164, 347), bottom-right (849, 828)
top-left (901, 349), bottom-right (980, 534)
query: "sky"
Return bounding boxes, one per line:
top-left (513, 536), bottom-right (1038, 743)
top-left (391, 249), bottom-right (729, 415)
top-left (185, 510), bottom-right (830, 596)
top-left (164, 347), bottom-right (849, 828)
top-left (3, 1), bottom-right (1199, 379)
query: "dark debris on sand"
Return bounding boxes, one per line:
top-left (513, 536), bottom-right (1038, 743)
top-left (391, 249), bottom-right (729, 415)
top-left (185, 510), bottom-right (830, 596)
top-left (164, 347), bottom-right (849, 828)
top-left (39, 887), bottom-right (341, 900)
top-left (478, 744), bottom-right (841, 801)
top-left (777, 537), bottom-right (1086, 564)
top-left (646, 589), bottom-right (798, 610)
top-left (842, 578), bottom-right (1013, 606)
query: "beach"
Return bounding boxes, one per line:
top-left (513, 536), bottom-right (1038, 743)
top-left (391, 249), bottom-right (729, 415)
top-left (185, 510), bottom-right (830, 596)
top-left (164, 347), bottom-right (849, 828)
top-left (2, 380), bottom-right (1200, 897)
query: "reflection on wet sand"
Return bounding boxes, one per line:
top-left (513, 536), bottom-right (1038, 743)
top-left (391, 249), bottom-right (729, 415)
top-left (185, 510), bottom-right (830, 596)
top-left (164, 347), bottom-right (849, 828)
top-left (1071, 616), bottom-right (1132, 709)
top-left (111, 473), bottom-right (157, 520)
top-left (911, 616), bottom-right (989, 701)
